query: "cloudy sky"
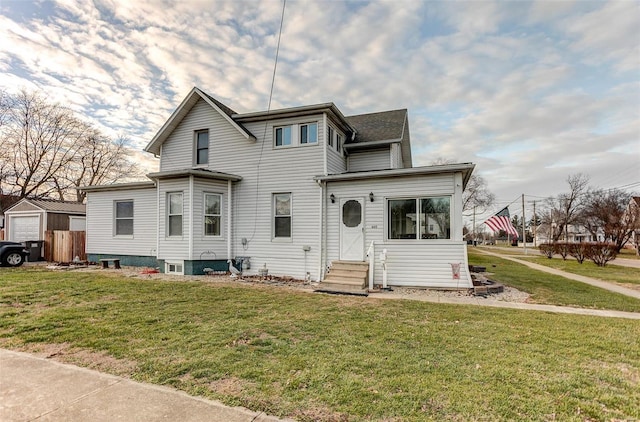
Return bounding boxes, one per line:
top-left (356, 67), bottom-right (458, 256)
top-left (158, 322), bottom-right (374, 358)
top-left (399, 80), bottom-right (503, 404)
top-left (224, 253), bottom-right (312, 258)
top-left (1, 0), bottom-right (638, 222)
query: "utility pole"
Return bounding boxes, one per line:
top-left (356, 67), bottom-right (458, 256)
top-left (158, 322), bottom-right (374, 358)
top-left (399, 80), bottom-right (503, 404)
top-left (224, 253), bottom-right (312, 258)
top-left (533, 201), bottom-right (537, 248)
top-left (521, 194), bottom-right (527, 255)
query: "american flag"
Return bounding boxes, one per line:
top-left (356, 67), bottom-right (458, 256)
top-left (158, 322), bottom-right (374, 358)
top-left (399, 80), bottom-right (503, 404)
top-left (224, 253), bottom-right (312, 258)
top-left (484, 207), bottom-right (519, 237)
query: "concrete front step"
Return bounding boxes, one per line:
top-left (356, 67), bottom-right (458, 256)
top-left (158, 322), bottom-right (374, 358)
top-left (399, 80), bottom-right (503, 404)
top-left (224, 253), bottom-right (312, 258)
top-left (322, 277), bottom-right (365, 287)
top-left (331, 261), bottom-right (369, 272)
top-left (314, 282), bottom-right (368, 296)
top-left (325, 270), bottom-right (367, 281)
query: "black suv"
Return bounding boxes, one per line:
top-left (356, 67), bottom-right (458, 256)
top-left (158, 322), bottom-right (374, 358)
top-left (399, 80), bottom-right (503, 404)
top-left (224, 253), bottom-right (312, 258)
top-left (0, 241), bottom-right (29, 267)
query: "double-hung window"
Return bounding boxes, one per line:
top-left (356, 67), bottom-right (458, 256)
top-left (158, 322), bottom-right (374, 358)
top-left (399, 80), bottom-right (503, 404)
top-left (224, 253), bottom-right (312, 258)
top-left (300, 123), bottom-right (318, 144)
top-left (204, 193), bottom-right (221, 236)
top-left (114, 200), bottom-right (133, 236)
top-left (168, 192), bottom-right (183, 237)
top-left (275, 126), bottom-right (292, 147)
top-left (336, 134), bottom-right (343, 153)
top-left (195, 130), bottom-right (209, 165)
top-left (273, 193), bottom-right (291, 238)
top-left (388, 196), bottom-right (451, 240)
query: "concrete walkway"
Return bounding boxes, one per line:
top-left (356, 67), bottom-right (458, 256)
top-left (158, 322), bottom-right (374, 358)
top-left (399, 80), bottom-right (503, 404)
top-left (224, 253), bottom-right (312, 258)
top-left (0, 349), bottom-right (291, 422)
top-left (373, 291), bottom-right (640, 319)
top-left (475, 248), bottom-right (640, 300)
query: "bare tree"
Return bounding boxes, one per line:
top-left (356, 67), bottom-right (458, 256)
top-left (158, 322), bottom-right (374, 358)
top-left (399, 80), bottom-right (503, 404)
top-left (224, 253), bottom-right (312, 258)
top-left (0, 89), bottom-right (141, 202)
top-left (581, 189), bottom-right (639, 252)
top-left (431, 158), bottom-right (495, 212)
top-left (543, 173), bottom-right (590, 241)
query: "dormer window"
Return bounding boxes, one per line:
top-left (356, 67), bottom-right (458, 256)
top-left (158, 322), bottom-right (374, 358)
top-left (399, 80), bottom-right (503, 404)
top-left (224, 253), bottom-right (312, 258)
top-left (275, 126), bottom-right (292, 147)
top-left (300, 123), bottom-right (317, 144)
top-left (195, 130), bottom-right (209, 165)
top-left (336, 134), bottom-right (343, 153)
top-left (327, 126), bottom-right (334, 147)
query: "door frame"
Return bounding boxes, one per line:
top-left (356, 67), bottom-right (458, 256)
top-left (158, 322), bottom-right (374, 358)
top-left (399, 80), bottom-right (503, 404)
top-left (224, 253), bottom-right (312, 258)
top-left (339, 197), bottom-right (365, 261)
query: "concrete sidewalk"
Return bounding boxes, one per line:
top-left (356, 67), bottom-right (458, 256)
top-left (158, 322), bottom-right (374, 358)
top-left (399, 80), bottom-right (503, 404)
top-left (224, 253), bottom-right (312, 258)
top-left (476, 248), bottom-right (640, 300)
top-left (0, 349), bottom-right (290, 422)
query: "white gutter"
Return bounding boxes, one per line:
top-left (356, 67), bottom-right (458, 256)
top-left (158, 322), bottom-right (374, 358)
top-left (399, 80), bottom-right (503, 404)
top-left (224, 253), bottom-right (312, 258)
top-left (227, 180), bottom-right (232, 260)
top-left (316, 179), bottom-right (324, 282)
top-left (156, 181), bottom-right (160, 260)
top-left (323, 112), bottom-right (328, 176)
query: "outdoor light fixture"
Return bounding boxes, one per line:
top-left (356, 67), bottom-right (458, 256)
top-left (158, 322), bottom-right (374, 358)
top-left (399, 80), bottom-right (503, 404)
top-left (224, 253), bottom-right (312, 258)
top-left (369, 192), bottom-right (374, 202)
top-left (330, 194), bottom-right (336, 203)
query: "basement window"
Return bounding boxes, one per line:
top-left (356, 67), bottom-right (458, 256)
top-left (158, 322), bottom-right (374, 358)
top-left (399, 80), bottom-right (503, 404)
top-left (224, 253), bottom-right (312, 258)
top-left (165, 261), bottom-right (183, 275)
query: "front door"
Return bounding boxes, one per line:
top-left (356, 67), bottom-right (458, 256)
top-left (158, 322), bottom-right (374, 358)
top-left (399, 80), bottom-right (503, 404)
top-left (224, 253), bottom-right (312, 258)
top-left (340, 198), bottom-right (364, 261)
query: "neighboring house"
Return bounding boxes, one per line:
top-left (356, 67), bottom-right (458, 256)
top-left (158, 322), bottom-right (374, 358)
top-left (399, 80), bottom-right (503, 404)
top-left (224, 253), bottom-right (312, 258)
top-left (534, 223), bottom-right (604, 245)
top-left (82, 87), bottom-right (474, 288)
top-left (4, 198), bottom-right (86, 257)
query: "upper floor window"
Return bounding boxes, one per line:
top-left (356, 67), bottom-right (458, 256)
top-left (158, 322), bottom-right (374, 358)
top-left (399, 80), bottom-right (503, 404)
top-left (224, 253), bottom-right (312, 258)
top-left (168, 192), bottom-right (183, 237)
top-left (273, 193), bottom-right (292, 238)
top-left (114, 200), bottom-right (133, 236)
top-left (195, 130), bottom-right (209, 165)
top-left (327, 126), bottom-right (334, 147)
top-left (204, 193), bottom-right (221, 236)
top-left (300, 123), bottom-right (318, 144)
top-left (275, 126), bottom-right (292, 147)
top-left (388, 196), bottom-right (451, 240)
top-left (336, 134), bottom-right (343, 153)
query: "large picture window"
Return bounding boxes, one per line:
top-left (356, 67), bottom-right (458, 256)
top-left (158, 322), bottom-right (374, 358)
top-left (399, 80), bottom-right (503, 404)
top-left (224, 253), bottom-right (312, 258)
top-left (114, 200), bottom-right (133, 236)
top-left (195, 130), bottom-right (209, 165)
top-left (388, 196), bottom-right (450, 240)
top-left (204, 193), bottom-right (221, 236)
top-left (273, 193), bottom-right (291, 238)
top-left (168, 192), bottom-right (183, 237)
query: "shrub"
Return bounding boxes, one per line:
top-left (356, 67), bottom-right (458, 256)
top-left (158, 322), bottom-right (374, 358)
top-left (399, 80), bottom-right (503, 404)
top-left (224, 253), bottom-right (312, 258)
top-left (586, 243), bottom-right (618, 267)
top-left (568, 243), bottom-right (589, 264)
top-left (539, 243), bottom-right (555, 259)
top-left (554, 242), bottom-right (571, 260)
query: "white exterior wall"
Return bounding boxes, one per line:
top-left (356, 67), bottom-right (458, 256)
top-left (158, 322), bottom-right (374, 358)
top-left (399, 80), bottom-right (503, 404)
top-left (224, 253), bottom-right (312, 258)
top-left (325, 172), bottom-right (472, 288)
top-left (192, 178), bottom-right (229, 261)
top-left (158, 98), bottom-right (326, 279)
top-left (157, 178), bottom-right (190, 260)
top-left (348, 148), bottom-right (392, 172)
top-left (390, 143), bottom-right (403, 169)
top-left (86, 187), bottom-right (157, 256)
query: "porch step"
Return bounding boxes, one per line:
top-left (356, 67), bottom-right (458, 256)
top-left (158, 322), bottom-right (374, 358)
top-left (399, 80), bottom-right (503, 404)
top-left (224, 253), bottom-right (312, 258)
top-left (321, 260), bottom-right (369, 290)
top-left (314, 282), bottom-right (369, 297)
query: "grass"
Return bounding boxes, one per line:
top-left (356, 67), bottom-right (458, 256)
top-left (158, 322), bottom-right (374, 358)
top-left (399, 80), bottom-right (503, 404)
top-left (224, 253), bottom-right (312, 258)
top-left (1, 267), bottom-right (639, 421)
top-left (467, 250), bottom-right (640, 312)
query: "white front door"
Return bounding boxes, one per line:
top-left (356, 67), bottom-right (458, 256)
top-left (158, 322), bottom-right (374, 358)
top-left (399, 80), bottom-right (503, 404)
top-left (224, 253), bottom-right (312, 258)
top-left (340, 198), bottom-right (364, 261)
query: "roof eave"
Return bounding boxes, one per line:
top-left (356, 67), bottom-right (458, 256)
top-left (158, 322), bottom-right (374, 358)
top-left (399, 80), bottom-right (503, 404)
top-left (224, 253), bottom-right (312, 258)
top-left (146, 169), bottom-right (243, 182)
top-left (80, 181), bottom-right (157, 192)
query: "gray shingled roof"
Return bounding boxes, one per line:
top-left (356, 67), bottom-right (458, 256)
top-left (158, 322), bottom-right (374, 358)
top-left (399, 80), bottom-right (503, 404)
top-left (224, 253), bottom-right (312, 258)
top-left (27, 198), bottom-right (86, 214)
top-left (345, 109), bottom-right (407, 143)
top-left (200, 91), bottom-right (237, 117)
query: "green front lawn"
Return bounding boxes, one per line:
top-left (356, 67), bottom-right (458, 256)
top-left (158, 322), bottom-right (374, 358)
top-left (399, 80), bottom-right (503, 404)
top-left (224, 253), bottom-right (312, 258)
top-left (468, 250), bottom-right (640, 312)
top-left (1, 268), bottom-right (639, 421)
top-left (526, 256), bottom-right (640, 287)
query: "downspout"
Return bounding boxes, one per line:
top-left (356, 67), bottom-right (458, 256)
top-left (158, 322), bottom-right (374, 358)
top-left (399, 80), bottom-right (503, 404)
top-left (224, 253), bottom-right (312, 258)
top-left (316, 179), bottom-right (325, 282)
top-left (227, 179), bottom-right (232, 261)
top-left (188, 175), bottom-right (194, 261)
top-left (156, 180), bottom-right (160, 260)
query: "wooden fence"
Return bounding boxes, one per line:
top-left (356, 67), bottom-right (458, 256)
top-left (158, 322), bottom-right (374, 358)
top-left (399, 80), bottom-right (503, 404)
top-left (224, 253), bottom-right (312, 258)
top-left (44, 230), bottom-right (86, 263)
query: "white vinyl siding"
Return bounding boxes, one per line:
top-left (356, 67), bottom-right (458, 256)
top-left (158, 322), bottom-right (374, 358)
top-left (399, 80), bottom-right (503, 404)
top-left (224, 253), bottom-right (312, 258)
top-left (158, 179), bottom-right (190, 260)
top-left (86, 187), bottom-right (157, 256)
top-left (348, 148), bottom-right (392, 172)
top-left (325, 172), bottom-right (471, 288)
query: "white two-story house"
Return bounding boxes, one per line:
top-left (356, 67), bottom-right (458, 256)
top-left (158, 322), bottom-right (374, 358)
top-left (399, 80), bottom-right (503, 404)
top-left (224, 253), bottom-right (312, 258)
top-left (82, 87), bottom-right (475, 288)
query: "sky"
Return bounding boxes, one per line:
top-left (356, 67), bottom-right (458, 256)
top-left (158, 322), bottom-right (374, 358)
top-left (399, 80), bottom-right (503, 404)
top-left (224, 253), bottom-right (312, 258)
top-left (0, 0), bottom-right (638, 223)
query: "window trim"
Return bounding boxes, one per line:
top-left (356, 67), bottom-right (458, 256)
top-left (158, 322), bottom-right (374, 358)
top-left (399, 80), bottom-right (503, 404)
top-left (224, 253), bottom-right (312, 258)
top-left (194, 129), bottom-right (209, 166)
top-left (327, 125), bottom-right (334, 148)
top-left (114, 200), bottom-right (134, 238)
top-left (272, 192), bottom-right (292, 240)
top-left (299, 122), bottom-right (318, 145)
top-left (167, 192), bottom-right (183, 238)
top-left (386, 195), bottom-right (452, 241)
top-left (203, 192), bottom-right (222, 237)
top-left (165, 261), bottom-right (184, 275)
top-left (336, 133), bottom-right (343, 155)
top-left (274, 125), bottom-right (292, 148)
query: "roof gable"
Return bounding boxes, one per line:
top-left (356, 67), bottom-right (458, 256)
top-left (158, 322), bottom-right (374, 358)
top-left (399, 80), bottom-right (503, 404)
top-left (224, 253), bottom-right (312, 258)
top-left (345, 109), bottom-right (407, 144)
top-left (6, 198), bottom-right (86, 214)
top-left (144, 87), bottom-right (256, 156)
